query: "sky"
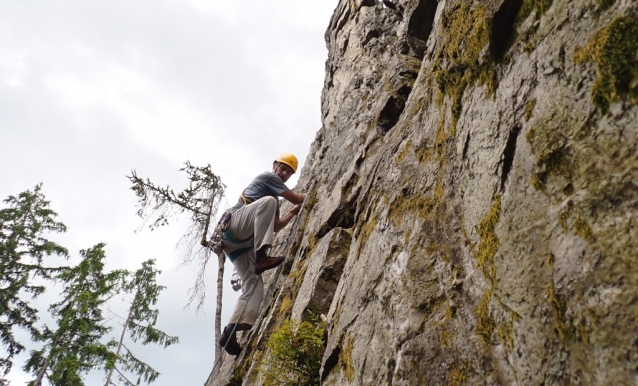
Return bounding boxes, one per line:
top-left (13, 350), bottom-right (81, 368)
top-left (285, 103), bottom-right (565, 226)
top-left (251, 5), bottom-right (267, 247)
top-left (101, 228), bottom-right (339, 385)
top-left (0, 0), bottom-right (338, 384)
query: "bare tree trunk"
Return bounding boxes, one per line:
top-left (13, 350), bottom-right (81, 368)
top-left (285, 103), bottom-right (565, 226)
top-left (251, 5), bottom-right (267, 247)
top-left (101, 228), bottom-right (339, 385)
top-left (34, 297), bottom-right (77, 386)
top-left (104, 288), bottom-right (140, 386)
top-left (215, 253), bottom-right (225, 361)
top-left (33, 358), bottom-right (49, 386)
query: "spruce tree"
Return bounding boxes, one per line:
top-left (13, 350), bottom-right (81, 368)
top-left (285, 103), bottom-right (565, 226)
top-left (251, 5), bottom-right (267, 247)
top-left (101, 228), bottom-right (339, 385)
top-left (0, 184), bottom-right (68, 381)
top-left (24, 243), bottom-right (125, 386)
top-left (128, 162), bottom-right (225, 357)
top-left (104, 259), bottom-right (178, 386)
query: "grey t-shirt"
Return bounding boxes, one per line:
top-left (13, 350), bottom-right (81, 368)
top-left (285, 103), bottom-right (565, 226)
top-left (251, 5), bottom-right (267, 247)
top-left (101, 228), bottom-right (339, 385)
top-left (243, 172), bottom-right (289, 203)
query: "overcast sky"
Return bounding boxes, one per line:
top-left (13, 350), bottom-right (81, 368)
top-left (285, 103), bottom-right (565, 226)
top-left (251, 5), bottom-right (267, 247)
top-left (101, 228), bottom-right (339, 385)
top-left (0, 1), bottom-right (337, 384)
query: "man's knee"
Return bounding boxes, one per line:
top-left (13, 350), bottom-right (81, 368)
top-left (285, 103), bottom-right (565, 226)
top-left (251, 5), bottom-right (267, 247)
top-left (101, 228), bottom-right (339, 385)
top-left (256, 196), bottom-right (277, 209)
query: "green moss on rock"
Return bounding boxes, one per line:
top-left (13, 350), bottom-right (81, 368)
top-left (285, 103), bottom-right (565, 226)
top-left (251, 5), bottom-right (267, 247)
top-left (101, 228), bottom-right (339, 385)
top-left (597, 0), bottom-right (616, 12)
top-left (475, 289), bottom-right (496, 345)
top-left (388, 191), bottom-right (436, 226)
top-left (395, 139), bottom-right (413, 164)
top-left (546, 282), bottom-right (574, 343)
top-left (476, 195), bottom-right (502, 285)
top-left (516, 0), bottom-right (554, 26)
top-left (431, 3), bottom-right (494, 137)
top-left (525, 98), bottom-right (537, 121)
top-left (574, 16), bottom-right (638, 113)
top-left (340, 335), bottom-right (355, 382)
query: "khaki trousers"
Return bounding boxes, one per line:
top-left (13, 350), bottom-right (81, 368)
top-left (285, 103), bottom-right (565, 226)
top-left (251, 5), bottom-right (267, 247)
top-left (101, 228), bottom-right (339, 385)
top-left (223, 196), bottom-right (277, 326)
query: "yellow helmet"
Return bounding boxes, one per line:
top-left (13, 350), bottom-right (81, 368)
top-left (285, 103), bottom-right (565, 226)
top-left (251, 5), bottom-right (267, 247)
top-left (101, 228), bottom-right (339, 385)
top-left (275, 153), bottom-right (298, 173)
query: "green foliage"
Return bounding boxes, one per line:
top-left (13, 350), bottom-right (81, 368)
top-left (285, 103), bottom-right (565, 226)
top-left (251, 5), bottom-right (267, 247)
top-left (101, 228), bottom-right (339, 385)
top-left (128, 161), bottom-right (225, 231)
top-left (574, 16), bottom-right (638, 113)
top-left (128, 161), bottom-right (226, 310)
top-left (260, 315), bottom-right (325, 386)
top-left (105, 259), bottom-right (178, 386)
top-left (0, 184), bottom-right (68, 379)
top-left (24, 244), bottom-right (125, 386)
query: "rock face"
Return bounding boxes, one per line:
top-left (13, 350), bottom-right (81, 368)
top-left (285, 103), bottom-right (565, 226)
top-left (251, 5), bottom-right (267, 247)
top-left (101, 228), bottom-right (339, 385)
top-left (206, 0), bottom-right (638, 384)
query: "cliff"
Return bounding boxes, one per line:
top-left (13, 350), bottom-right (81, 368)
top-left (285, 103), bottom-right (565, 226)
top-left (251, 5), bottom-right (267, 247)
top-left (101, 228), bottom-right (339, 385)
top-left (207, 0), bottom-right (638, 384)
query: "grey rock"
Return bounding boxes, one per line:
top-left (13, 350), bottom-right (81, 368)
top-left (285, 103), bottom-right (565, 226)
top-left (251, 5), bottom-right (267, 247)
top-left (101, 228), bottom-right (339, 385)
top-left (206, 0), bottom-right (638, 385)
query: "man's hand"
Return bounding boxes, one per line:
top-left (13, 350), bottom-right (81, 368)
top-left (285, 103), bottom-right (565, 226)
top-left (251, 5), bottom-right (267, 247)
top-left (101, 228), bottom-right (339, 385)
top-left (281, 190), bottom-right (306, 205)
top-left (290, 204), bottom-right (302, 216)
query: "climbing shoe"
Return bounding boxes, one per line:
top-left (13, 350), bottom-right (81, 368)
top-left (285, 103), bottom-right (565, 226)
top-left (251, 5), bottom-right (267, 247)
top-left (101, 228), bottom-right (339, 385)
top-left (220, 324), bottom-right (241, 356)
top-left (254, 247), bottom-right (284, 275)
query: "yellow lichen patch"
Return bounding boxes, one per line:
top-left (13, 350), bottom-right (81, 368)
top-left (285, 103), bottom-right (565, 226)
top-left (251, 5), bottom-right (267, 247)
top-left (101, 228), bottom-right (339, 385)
top-left (445, 299), bottom-right (457, 320)
top-left (558, 211), bottom-right (570, 231)
top-left (530, 173), bottom-right (545, 191)
top-left (289, 261), bottom-right (309, 294)
top-left (434, 108), bottom-right (449, 159)
top-left (448, 361), bottom-right (471, 386)
top-left (289, 189), bottom-right (318, 257)
top-left (431, 2), bottom-right (494, 137)
top-left (475, 289), bottom-right (495, 346)
top-left (597, 0), bottom-right (615, 10)
top-left (558, 206), bottom-right (594, 241)
top-left (440, 327), bottom-right (455, 348)
top-left (434, 179), bottom-right (445, 204)
top-left (279, 295), bottom-right (293, 316)
top-left (425, 241), bottom-right (438, 257)
top-left (388, 192), bottom-right (436, 227)
top-left (395, 139), bottom-right (413, 165)
top-left (546, 252), bottom-right (554, 267)
top-left (340, 335), bottom-right (355, 382)
top-left (304, 189), bottom-right (318, 214)
top-left (498, 321), bottom-right (515, 349)
top-left (573, 218), bottom-right (593, 240)
top-left (414, 139), bottom-right (432, 164)
top-left (526, 120), bottom-right (569, 176)
top-left (573, 16), bottom-right (638, 112)
top-left (306, 235), bottom-right (319, 256)
top-left (422, 295), bottom-right (445, 320)
top-left (356, 211), bottom-right (377, 258)
top-left (403, 228), bottom-right (412, 245)
top-left (525, 98), bottom-right (537, 121)
top-left (476, 195), bottom-right (502, 286)
top-left (516, 0), bottom-right (554, 25)
top-left (546, 282), bottom-right (573, 343)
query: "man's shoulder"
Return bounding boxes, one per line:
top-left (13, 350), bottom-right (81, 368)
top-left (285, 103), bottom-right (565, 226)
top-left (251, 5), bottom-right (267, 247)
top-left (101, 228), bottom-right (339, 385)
top-left (253, 171), bottom-right (277, 182)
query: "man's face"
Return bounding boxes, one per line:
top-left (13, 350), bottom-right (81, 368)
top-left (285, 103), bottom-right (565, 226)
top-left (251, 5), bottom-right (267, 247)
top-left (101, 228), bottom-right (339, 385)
top-left (273, 162), bottom-right (294, 182)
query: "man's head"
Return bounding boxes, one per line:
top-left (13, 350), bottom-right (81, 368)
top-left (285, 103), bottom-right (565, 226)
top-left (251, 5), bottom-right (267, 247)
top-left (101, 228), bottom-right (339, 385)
top-left (273, 153), bottom-right (298, 182)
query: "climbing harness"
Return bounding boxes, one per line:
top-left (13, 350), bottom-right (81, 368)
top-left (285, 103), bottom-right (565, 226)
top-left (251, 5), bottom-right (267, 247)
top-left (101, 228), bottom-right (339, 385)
top-left (209, 194), bottom-right (252, 257)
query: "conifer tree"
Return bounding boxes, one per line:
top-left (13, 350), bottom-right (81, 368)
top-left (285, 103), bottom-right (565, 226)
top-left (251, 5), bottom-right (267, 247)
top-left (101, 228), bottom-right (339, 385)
top-left (24, 243), bottom-right (125, 386)
top-left (128, 162), bottom-right (225, 357)
top-left (0, 184), bottom-right (68, 382)
top-left (104, 259), bottom-right (178, 386)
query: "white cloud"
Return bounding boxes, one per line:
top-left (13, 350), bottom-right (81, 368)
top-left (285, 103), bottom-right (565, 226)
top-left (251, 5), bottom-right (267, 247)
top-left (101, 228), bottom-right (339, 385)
top-left (0, 0), bottom-right (338, 383)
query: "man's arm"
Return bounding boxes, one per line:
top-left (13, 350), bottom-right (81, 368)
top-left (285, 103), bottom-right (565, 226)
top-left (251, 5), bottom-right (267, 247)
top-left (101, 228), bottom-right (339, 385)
top-left (274, 204), bottom-right (302, 232)
top-left (281, 189), bottom-right (306, 205)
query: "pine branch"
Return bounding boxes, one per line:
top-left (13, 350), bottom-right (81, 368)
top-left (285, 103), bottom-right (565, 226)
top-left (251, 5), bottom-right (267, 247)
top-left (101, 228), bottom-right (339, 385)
top-left (115, 366), bottom-right (138, 386)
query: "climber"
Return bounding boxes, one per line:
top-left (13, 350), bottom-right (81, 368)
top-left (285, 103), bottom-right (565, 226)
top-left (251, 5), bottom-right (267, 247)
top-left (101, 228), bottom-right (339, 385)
top-left (218, 153), bottom-right (306, 356)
